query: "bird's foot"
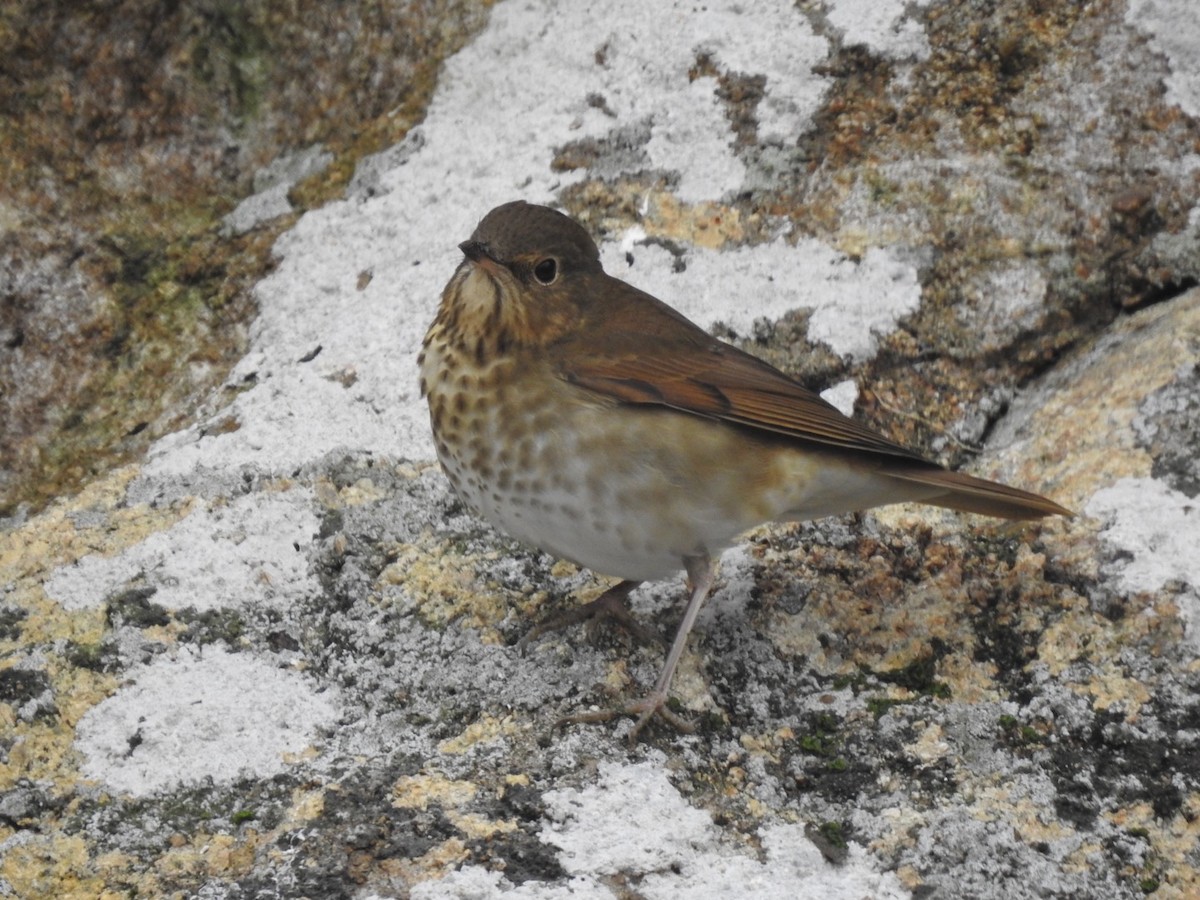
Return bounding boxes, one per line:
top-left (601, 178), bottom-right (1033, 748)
top-left (557, 690), bottom-right (696, 747)
top-left (516, 580), bottom-right (657, 651)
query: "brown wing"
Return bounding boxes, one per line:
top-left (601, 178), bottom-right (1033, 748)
top-left (557, 274), bottom-right (1073, 520)
top-left (559, 275), bottom-right (930, 463)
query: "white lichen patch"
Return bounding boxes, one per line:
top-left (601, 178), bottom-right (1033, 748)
top-left (600, 238), bottom-right (922, 361)
top-left (1087, 476), bottom-right (1200, 652)
top-left (44, 487), bottom-right (320, 613)
top-left (75, 645), bottom-right (339, 796)
top-left (412, 761), bottom-right (909, 899)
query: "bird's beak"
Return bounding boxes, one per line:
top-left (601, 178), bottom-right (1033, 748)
top-left (459, 240), bottom-right (499, 270)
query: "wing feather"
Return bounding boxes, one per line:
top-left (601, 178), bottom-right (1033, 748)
top-left (562, 313), bottom-right (928, 463)
top-left (553, 276), bottom-right (1072, 519)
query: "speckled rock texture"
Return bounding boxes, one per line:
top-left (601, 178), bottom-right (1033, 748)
top-left (2, 1), bottom-right (1199, 898)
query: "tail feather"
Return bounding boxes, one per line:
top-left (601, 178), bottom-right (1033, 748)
top-left (886, 468), bottom-right (1074, 520)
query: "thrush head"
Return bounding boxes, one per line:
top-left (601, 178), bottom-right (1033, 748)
top-left (464, 200), bottom-right (602, 279)
top-left (437, 200), bottom-right (605, 355)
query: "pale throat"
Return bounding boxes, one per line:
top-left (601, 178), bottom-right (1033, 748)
top-left (450, 264), bottom-right (526, 341)
top-left (441, 263), bottom-right (585, 361)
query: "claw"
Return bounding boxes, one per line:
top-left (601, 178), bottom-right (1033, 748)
top-left (517, 580), bottom-right (658, 652)
top-left (557, 691), bottom-right (697, 746)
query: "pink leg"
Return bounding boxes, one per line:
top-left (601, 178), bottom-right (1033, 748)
top-left (559, 554), bottom-right (716, 746)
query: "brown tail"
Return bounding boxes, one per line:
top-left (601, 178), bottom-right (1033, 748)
top-left (887, 468), bottom-right (1074, 520)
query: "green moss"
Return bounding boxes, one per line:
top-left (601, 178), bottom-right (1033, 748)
top-left (189, 4), bottom-right (271, 123)
top-left (866, 697), bottom-right (905, 719)
top-left (797, 709), bottom-right (844, 756)
top-left (0, 606), bottom-right (28, 642)
top-left (105, 587), bottom-right (170, 630)
top-left (1019, 725), bottom-right (1044, 744)
top-left (177, 608), bottom-right (247, 647)
top-left (817, 820), bottom-right (847, 849)
top-left (998, 713), bottom-right (1047, 746)
top-left (831, 671), bottom-right (867, 691)
top-left (928, 682), bottom-right (952, 700)
top-left (812, 711), bottom-right (839, 733)
top-left (231, 808), bottom-right (257, 825)
top-left (864, 169), bottom-right (899, 205)
top-left (799, 734), bottom-right (828, 754)
top-left (64, 640), bottom-right (119, 673)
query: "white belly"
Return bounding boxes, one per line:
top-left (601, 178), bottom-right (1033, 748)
top-left (431, 385), bottom-right (929, 581)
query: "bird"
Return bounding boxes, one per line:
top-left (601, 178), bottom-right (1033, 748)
top-left (418, 200), bottom-right (1072, 743)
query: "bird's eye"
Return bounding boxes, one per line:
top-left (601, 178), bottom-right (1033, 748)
top-left (533, 258), bottom-right (558, 285)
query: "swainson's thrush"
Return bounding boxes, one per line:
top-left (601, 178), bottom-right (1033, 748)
top-left (419, 200), bottom-right (1071, 743)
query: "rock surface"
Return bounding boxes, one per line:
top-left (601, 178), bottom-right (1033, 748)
top-left (2, 1), bottom-right (1199, 898)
